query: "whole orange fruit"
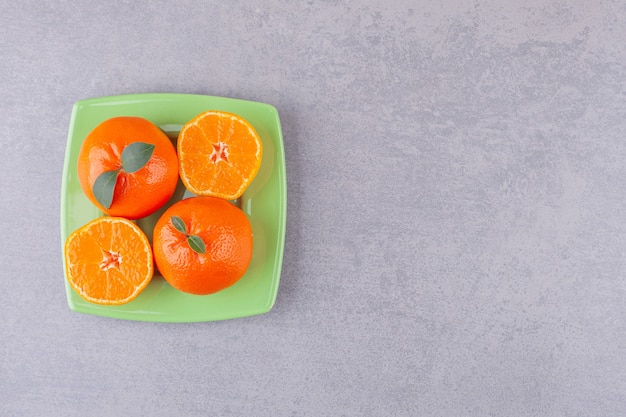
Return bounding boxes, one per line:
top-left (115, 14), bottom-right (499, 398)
top-left (152, 196), bottom-right (253, 295)
top-left (64, 216), bottom-right (154, 305)
top-left (77, 116), bottom-right (179, 219)
top-left (177, 110), bottom-right (263, 200)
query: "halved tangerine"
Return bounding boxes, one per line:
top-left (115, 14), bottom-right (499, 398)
top-left (63, 217), bottom-right (154, 305)
top-left (177, 110), bottom-right (263, 200)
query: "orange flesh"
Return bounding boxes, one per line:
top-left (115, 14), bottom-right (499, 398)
top-left (177, 111), bottom-right (262, 200)
top-left (64, 217), bottom-right (153, 305)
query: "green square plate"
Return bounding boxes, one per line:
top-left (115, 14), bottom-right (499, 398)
top-left (60, 93), bottom-right (286, 322)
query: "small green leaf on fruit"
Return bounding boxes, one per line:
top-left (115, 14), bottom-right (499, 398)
top-left (187, 235), bottom-right (206, 254)
top-left (171, 216), bottom-right (187, 234)
top-left (93, 170), bottom-right (119, 209)
top-left (121, 142), bottom-right (155, 173)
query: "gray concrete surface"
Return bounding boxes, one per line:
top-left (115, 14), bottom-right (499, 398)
top-left (1, 1), bottom-right (625, 416)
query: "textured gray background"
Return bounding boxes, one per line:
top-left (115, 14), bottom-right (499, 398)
top-left (1, 1), bottom-right (625, 416)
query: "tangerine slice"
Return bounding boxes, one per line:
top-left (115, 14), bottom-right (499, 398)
top-left (64, 217), bottom-right (154, 305)
top-left (177, 110), bottom-right (263, 200)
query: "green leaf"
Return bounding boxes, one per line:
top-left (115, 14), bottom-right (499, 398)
top-left (121, 142), bottom-right (155, 173)
top-left (171, 216), bottom-right (187, 234)
top-left (93, 170), bottom-right (119, 209)
top-left (187, 235), bottom-right (206, 254)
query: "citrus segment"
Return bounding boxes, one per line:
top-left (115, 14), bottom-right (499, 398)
top-left (177, 111), bottom-right (262, 200)
top-left (153, 196), bottom-right (253, 295)
top-left (64, 217), bottom-right (154, 305)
